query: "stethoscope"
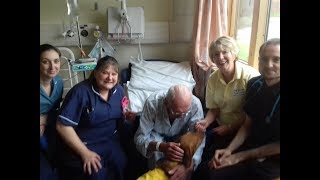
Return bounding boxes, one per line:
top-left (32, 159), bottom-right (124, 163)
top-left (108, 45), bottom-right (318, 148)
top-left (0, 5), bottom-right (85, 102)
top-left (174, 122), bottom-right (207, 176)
top-left (247, 77), bottom-right (280, 124)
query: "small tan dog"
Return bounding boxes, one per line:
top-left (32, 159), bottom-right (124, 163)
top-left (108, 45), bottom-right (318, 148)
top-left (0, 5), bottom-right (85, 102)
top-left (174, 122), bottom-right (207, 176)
top-left (138, 131), bottom-right (205, 180)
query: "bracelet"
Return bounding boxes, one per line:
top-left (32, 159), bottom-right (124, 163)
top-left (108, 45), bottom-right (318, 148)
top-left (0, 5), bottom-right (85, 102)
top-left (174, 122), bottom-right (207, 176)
top-left (156, 141), bottom-right (161, 151)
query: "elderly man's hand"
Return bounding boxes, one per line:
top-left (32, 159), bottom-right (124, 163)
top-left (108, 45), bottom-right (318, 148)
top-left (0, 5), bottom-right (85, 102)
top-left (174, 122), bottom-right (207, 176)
top-left (160, 142), bottom-right (184, 162)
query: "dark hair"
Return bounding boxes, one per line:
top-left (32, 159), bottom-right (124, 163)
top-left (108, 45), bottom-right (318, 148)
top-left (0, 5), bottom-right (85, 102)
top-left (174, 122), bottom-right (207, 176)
top-left (40, 44), bottom-right (61, 59)
top-left (88, 55), bottom-right (120, 83)
top-left (259, 38), bottom-right (280, 55)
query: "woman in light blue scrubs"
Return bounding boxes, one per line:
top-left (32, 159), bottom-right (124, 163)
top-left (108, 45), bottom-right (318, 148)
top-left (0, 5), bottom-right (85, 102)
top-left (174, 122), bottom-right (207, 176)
top-left (56, 56), bottom-right (135, 180)
top-left (40, 44), bottom-right (63, 180)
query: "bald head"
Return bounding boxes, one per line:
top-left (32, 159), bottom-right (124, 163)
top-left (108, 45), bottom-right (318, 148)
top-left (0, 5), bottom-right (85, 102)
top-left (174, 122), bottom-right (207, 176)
top-left (166, 85), bottom-right (192, 113)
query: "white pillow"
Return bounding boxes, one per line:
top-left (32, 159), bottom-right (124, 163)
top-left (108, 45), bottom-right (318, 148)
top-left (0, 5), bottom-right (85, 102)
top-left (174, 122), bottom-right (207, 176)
top-left (127, 58), bottom-right (196, 113)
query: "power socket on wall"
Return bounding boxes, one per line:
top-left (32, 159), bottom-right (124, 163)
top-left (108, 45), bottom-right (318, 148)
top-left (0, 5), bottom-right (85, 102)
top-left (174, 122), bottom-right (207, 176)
top-left (41, 23), bottom-right (102, 47)
top-left (62, 23), bottom-right (99, 45)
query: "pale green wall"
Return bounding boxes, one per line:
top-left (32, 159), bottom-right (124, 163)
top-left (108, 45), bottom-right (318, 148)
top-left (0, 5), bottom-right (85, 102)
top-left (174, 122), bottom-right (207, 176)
top-left (40, 0), bottom-right (194, 72)
top-left (40, 0), bottom-right (172, 23)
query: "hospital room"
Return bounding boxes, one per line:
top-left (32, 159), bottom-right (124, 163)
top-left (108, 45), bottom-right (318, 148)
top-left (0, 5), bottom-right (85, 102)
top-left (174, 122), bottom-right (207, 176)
top-left (40, 0), bottom-right (280, 179)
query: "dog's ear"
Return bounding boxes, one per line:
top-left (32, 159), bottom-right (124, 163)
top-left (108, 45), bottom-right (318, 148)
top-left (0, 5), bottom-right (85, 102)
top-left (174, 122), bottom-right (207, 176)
top-left (179, 131), bottom-right (205, 168)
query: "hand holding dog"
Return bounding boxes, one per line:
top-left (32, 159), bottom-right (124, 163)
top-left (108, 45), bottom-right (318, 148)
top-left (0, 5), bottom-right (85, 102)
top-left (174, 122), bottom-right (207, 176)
top-left (161, 142), bottom-right (184, 162)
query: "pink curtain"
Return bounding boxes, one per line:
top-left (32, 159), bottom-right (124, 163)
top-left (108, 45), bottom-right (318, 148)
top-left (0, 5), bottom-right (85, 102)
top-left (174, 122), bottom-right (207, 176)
top-left (191, 0), bottom-right (228, 103)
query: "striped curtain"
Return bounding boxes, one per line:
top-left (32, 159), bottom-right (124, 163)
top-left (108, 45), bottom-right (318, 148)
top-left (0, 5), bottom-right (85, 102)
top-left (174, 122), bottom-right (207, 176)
top-left (191, 0), bottom-right (228, 104)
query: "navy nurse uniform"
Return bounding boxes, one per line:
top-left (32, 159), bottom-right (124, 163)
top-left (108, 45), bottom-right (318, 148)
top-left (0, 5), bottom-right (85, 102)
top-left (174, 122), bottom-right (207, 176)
top-left (56, 79), bottom-right (127, 180)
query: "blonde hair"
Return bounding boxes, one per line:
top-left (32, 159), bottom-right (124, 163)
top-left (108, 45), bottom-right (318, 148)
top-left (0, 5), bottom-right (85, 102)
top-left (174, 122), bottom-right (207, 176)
top-left (208, 36), bottom-right (239, 62)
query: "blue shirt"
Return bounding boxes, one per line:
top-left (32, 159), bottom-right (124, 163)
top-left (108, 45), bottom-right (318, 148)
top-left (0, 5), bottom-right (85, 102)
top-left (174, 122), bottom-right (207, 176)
top-left (40, 76), bottom-right (64, 115)
top-left (58, 80), bottom-right (125, 154)
top-left (40, 76), bottom-right (63, 150)
top-left (134, 90), bottom-right (205, 170)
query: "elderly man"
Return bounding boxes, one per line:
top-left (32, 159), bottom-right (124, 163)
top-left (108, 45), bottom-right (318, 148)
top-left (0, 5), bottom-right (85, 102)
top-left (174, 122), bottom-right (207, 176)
top-left (193, 38), bottom-right (280, 180)
top-left (134, 85), bottom-right (205, 180)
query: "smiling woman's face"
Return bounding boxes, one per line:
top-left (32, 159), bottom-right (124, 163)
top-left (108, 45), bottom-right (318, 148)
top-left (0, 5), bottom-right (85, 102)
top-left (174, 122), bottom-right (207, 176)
top-left (94, 65), bottom-right (118, 91)
top-left (211, 49), bottom-right (236, 75)
top-left (40, 50), bottom-right (61, 79)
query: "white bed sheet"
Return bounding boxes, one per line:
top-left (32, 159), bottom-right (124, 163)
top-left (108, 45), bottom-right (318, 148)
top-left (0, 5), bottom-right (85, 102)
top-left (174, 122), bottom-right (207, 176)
top-left (126, 58), bottom-right (196, 113)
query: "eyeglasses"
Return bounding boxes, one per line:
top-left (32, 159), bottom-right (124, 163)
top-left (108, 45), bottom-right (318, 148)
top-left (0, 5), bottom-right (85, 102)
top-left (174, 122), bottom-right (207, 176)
top-left (258, 56), bottom-right (280, 65)
top-left (169, 108), bottom-right (191, 117)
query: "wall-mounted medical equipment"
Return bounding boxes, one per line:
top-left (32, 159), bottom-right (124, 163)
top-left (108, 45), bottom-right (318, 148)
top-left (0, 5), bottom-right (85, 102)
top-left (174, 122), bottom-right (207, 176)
top-left (65, 0), bottom-right (97, 75)
top-left (107, 0), bottom-right (145, 42)
top-left (66, 0), bottom-right (82, 47)
top-left (71, 60), bottom-right (97, 72)
top-left (88, 25), bottom-right (116, 60)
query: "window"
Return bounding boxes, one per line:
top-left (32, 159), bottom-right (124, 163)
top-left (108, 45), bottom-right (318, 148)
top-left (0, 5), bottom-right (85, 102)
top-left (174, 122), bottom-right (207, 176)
top-left (228, 0), bottom-right (280, 69)
top-left (267, 0), bottom-right (280, 40)
top-left (235, 0), bottom-right (254, 62)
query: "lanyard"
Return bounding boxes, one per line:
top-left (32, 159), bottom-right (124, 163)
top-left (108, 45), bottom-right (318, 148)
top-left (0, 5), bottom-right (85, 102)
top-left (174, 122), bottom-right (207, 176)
top-left (265, 94), bottom-right (280, 123)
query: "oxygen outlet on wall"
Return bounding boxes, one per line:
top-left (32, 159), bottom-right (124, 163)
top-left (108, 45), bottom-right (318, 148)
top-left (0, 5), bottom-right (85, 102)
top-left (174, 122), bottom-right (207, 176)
top-left (62, 29), bottom-right (75, 38)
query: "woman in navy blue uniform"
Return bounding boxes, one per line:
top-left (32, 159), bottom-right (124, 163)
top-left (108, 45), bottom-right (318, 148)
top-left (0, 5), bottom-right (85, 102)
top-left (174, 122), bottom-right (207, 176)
top-left (40, 44), bottom-right (63, 180)
top-left (56, 56), bottom-right (135, 180)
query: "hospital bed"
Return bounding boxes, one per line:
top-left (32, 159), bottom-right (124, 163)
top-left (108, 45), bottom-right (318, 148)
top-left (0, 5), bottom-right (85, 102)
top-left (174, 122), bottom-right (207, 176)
top-left (121, 58), bottom-right (196, 114)
top-left (119, 58), bottom-right (197, 179)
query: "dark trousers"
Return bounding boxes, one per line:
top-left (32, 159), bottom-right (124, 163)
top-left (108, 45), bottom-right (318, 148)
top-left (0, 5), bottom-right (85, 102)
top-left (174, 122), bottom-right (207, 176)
top-left (57, 135), bottom-right (127, 180)
top-left (192, 159), bottom-right (280, 180)
top-left (119, 117), bottom-right (149, 180)
top-left (40, 123), bottom-right (58, 180)
top-left (201, 121), bottom-right (236, 163)
top-left (58, 164), bottom-right (107, 180)
top-left (40, 151), bottom-right (58, 180)
top-left (193, 125), bottom-right (280, 180)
